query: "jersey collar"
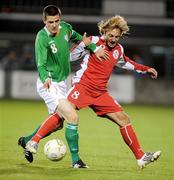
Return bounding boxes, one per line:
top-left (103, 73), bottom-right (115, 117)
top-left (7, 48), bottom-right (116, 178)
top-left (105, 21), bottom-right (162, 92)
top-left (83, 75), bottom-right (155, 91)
top-left (44, 25), bottom-right (62, 37)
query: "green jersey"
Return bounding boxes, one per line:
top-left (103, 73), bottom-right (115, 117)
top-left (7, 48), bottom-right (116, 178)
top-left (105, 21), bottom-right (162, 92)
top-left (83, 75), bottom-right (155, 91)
top-left (35, 21), bottom-right (96, 83)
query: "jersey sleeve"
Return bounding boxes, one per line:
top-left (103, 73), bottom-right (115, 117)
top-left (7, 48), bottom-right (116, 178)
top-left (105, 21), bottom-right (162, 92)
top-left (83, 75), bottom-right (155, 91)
top-left (70, 41), bottom-right (88, 61)
top-left (116, 44), bottom-right (150, 74)
top-left (35, 32), bottom-right (49, 83)
top-left (70, 35), bottom-right (100, 61)
top-left (122, 55), bottom-right (150, 73)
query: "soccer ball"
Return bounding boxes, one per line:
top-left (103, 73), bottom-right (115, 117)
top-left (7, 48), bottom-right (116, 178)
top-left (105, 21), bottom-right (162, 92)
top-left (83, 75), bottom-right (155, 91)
top-left (44, 139), bottom-right (66, 161)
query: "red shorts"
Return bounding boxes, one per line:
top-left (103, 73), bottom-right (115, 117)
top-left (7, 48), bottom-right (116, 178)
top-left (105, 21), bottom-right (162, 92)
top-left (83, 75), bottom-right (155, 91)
top-left (67, 84), bottom-right (123, 116)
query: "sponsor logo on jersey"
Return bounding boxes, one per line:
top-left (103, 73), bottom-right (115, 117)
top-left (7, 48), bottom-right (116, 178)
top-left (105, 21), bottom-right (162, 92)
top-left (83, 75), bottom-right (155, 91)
top-left (113, 50), bottom-right (119, 59)
top-left (64, 34), bottom-right (68, 42)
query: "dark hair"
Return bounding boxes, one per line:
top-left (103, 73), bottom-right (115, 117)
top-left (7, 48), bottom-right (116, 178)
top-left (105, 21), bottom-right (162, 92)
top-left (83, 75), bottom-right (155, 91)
top-left (43, 5), bottom-right (61, 19)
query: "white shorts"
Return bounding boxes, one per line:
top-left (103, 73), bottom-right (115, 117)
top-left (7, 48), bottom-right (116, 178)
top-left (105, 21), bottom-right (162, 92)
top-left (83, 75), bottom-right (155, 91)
top-left (37, 78), bottom-right (67, 114)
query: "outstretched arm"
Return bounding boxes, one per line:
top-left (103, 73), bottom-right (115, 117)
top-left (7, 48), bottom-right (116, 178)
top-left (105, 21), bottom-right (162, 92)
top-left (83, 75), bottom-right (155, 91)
top-left (117, 54), bottom-right (158, 79)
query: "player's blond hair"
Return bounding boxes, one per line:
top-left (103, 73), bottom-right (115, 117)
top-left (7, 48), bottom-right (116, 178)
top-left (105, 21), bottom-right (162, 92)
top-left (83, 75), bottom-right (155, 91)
top-left (98, 15), bottom-right (129, 35)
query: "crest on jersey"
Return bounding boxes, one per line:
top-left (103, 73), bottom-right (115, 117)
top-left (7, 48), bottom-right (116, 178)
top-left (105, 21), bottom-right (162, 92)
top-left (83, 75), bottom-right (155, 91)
top-left (113, 50), bottom-right (119, 59)
top-left (64, 34), bottom-right (68, 42)
top-left (100, 44), bottom-right (105, 49)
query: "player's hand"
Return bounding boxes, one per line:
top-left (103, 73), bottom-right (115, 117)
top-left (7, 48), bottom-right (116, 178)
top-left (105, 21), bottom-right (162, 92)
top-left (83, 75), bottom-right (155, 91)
top-left (95, 48), bottom-right (110, 61)
top-left (147, 68), bottom-right (158, 79)
top-left (82, 32), bottom-right (91, 46)
top-left (43, 78), bottom-right (51, 91)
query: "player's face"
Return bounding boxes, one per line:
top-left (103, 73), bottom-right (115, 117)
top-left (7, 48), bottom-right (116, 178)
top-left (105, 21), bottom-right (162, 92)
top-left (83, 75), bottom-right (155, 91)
top-left (104, 28), bottom-right (122, 48)
top-left (44, 15), bottom-right (60, 35)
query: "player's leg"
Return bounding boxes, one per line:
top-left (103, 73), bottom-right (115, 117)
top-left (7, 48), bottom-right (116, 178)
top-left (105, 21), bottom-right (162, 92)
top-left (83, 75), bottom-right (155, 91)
top-left (65, 84), bottom-right (90, 168)
top-left (26, 113), bottom-right (63, 153)
top-left (92, 95), bottom-right (144, 160)
top-left (106, 111), bottom-right (161, 168)
top-left (92, 92), bottom-right (161, 168)
top-left (18, 114), bottom-right (63, 163)
top-left (57, 99), bottom-right (88, 168)
top-left (30, 113), bottom-right (63, 144)
top-left (106, 111), bottom-right (145, 158)
top-left (18, 119), bottom-right (63, 148)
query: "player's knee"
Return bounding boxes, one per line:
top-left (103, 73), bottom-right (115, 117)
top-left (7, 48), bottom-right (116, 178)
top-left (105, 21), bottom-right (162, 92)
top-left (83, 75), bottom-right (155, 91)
top-left (67, 112), bottom-right (78, 124)
top-left (123, 114), bottom-right (130, 124)
top-left (72, 113), bottom-right (78, 123)
top-left (118, 112), bottom-right (130, 125)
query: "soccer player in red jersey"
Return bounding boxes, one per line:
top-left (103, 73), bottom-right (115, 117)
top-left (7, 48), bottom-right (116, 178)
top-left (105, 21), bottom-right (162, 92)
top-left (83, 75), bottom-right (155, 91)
top-left (68, 15), bottom-right (161, 169)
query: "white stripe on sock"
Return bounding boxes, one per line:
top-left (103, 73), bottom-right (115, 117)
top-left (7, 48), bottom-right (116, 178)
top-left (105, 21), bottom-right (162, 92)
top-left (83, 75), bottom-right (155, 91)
top-left (124, 125), bottom-right (133, 146)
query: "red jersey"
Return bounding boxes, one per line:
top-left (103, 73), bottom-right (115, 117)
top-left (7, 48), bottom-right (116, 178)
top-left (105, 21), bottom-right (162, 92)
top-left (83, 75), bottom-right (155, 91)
top-left (71, 36), bottom-right (149, 92)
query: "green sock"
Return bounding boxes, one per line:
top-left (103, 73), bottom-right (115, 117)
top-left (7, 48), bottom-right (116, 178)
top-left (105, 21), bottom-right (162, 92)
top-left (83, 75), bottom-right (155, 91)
top-left (65, 123), bottom-right (80, 164)
top-left (23, 126), bottom-right (40, 145)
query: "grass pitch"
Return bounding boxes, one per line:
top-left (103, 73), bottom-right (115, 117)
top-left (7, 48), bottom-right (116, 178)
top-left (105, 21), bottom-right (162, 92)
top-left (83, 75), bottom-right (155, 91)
top-left (0, 99), bottom-right (174, 180)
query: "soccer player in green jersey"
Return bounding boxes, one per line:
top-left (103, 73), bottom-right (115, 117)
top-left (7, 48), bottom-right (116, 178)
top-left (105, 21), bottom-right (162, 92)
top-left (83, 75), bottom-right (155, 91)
top-left (18, 5), bottom-right (108, 167)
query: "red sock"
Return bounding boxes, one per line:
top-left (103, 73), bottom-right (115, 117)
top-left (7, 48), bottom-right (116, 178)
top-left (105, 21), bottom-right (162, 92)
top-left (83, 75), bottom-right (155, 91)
top-left (32, 113), bottom-right (61, 143)
top-left (120, 124), bottom-right (144, 159)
